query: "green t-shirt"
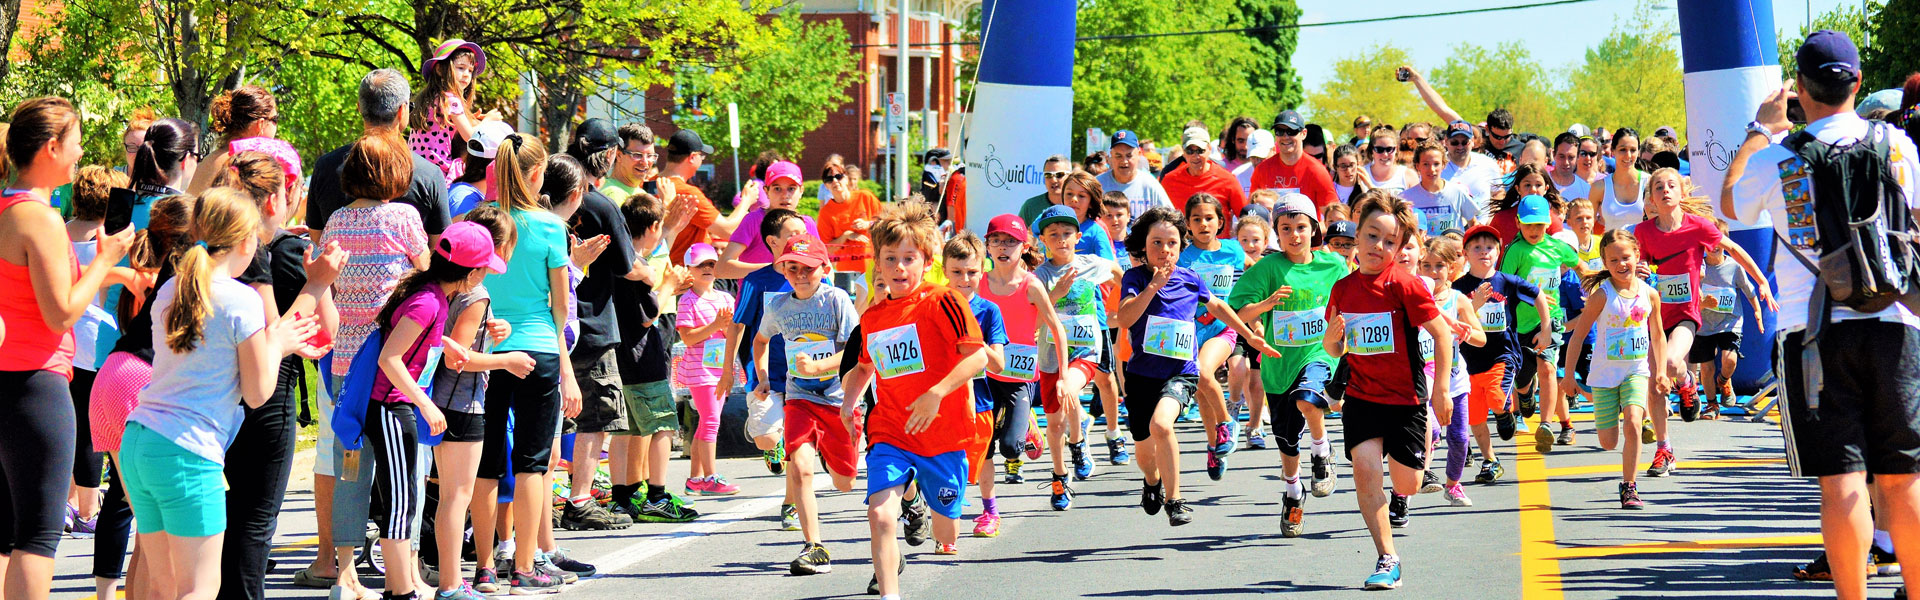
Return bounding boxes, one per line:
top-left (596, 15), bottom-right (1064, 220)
top-left (484, 209), bottom-right (572, 353)
top-left (1227, 250), bottom-right (1349, 390)
top-left (1499, 236), bottom-right (1579, 333)
top-left (603, 178), bottom-right (641, 204)
top-left (1018, 193), bottom-right (1055, 229)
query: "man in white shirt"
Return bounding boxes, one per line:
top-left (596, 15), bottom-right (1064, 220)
top-left (1439, 120), bottom-right (1497, 209)
top-left (1725, 30), bottom-right (1920, 600)
top-left (1095, 130), bottom-right (1172, 220)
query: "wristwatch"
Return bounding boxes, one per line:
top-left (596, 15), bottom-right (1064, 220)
top-left (1746, 120), bottom-right (1777, 138)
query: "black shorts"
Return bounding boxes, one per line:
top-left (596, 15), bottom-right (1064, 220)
top-left (1340, 398), bottom-right (1430, 471)
top-left (480, 351), bottom-right (563, 478)
top-left (1688, 331), bottom-right (1743, 364)
top-left (1097, 328), bottom-right (1119, 374)
top-left (441, 409), bottom-right (486, 443)
top-left (1233, 336), bottom-right (1262, 369)
top-left (1121, 372), bottom-right (1198, 442)
top-left (1779, 322), bottom-right (1920, 478)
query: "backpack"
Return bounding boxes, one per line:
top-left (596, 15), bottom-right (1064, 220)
top-left (322, 310), bottom-right (448, 451)
top-left (1776, 120), bottom-right (1920, 319)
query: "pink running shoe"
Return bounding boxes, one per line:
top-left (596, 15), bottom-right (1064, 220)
top-left (972, 512), bottom-right (1000, 538)
top-left (1024, 428), bottom-right (1044, 460)
top-left (699, 476), bottom-right (740, 496)
top-left (935, 542), bottom-right (959, 555)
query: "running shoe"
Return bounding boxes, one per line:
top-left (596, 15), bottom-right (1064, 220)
top-left (901, 495), bottom-right (932, 546)
top-left (1178, 402), bottom-right (1201, 423)
top-left (1107, 437), bottom-right (1132, 466)
top-left (1225, 419), bottom-right (1242, 453)
top-left (1874, 545), bottom-right (1903, 576)
top-left (1388, 494), bottom-right (1409, 528)
top-left (790, 543), bottom-right (831, 575)
top-left (1420, 470), bottom-right (1443, 494)
top-left (764, 441), bottom-right (786, 475)
top-left (559, 501), bottom-right (632, 531)
top-left (508, 569), bottom-right (562, 595)
top-left (1793, 552), bottom-right (1835, 581)
top-left (471, 568), bottom-right (500, 594)
top-left (781, 503), bottom-right (800, 531)
top-left (1647, 447), bottom-right (1675, 477)
top-left (1495, 412), bottom-right (1516, 441)
top-left (704, 475), bottom-right (741, 495)
top-left (1213, 422), bottom-right (1236, 457)
top-left (1444, 483), bottom-right (1472, 507)
top-left (1518, 391), bottom-right (1537, 419)
top-left (1619, 481), bottom-right (1644, 510)
top-left (1310, 452), bottom-right (1335, 497)
top-left (1164, 498), bottom-right (1193, 526)
top-left (1556, 425), bottom-right (1575, 446)
top-left (1071, 441), bottom-right (1095, 480)
top-left (1719, 378), bottom-right (1737, 408)
top-left (635, 496), bottom-right (699, 523)
top-left (972, 512), bottom-right (1000, 538)
top-left (547, 548), bottom-right (596, 578)
top-left (1533, 423), bottom-right (1555, 454)
top-left (435, 582), bottom-right (487, 600)
top-left (1024, 428), bottom-right (1044, 460)
top-left (1475, 459), bottom-right (1504, 484)
top-left (1004, 459), bottom-right (1026, 484)
top-left (69, 515), bottom-right (96, 539)
top-left (1206, 445), bottom-right (1228, 481)
top-left (1364, 555), bottom-right (1403, 590)
top-left (1280, 492), bottom-right (1306, 538)
top-left (1677, 380), bottom-right (1701, 422)
top-left (1515, 413), bottom-right (1533, 434)
top-left (1045, 475), bottom-right (1074, 511)
top-left (866, 552), bottom-right (905, 595)
top-left (1247, 427), bottom-right (1269, 450)
top-left (934, 542), bottom-right (958, 556)
top-left (1642, 421), bottom-right (1657, 444)
top-left (534, 552), bottom-right (576, 584)
top-left (1141, 481), bottom-right (1164, 515)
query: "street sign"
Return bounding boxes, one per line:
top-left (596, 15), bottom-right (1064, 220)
top-left (886, 92), bottom-right (907, 136)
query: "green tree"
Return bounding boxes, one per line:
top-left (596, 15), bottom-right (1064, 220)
top-left (7, 0), bottom-right (175, 165)
top-left (1234, 0), bottom-right (1305, 112)
top-left (1565, 2), bottom-right (1685, 138)
top-left (1777, 1), bottom-right (1877, 83)
top-left (672, 11), bottom-right (858, 166)
top-left (1302, 44), bottom-right (1426, 135)
top-left (1863, 0), bottom-right (1916, 92)
top-left (1071, 0), bottom-right (1275, 155)
top-left (1428, 42), bottom-right (1564, 134)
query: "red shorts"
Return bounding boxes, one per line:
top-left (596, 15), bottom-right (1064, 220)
top-left (1468, 364), bottom-right (1509, 426)
top-left (1037, 359), bottom-right (1099, 414)
top-left (967, 410), bottom-right (993, 485)
top-left (784, 399), bottom-right (857, 478)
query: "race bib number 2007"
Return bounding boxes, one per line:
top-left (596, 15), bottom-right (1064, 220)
top-left (868, 324), bottom-right (926, 379)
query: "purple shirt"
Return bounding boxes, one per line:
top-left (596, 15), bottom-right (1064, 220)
top-left (1120, 266), bottom-right (1210, 379)
top-left (726, 208), bottom-right (821, 264)
top-left (372, 282), bottom-right (450, 405)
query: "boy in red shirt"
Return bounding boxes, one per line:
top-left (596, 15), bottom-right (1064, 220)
top-left (1323, 191), bottom-right (1457, 591)
top-left (841, 202), bottom-right (987, 600)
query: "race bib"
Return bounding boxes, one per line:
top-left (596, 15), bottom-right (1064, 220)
top-left (701, 338), bottom-right (727, 369)
top-left (1418, 331), bottom-right (1436, 364)
top-left (1141, 315), bottom-right (1196, 361)
top-left (1525, 266), bottom-right (1559, 295)
top-left (1270, 309), bottom-right (1327, 347)
top-left (868, 324), bottom-right (926, 379)
top-left (1192, 263), bottom-right (1237, 297)
top-left (417, 346), bottom-right (443, 390)
top-left (1417, 206), bottom-right (1453, 236)
top-left (1063, 314), bottom-right (1100, 350)
top-left (996, 343), bottom-right (1038, 381)
top-left (788, 339), bottom-right (837, 380)
top-left (1703, 284), bottom-right (1736, 314)
top-left (1480, 300), bottom-right (1509, 332)
top-left (1344, 312), bottom-right (1395, 356)
top-left (1603, 325), bottom-right (1650, 361)
top-left (1654, 273), bottom-right (1691, 304)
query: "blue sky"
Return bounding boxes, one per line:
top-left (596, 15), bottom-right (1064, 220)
top-left (1292, 0), bottom-right (1861, 92)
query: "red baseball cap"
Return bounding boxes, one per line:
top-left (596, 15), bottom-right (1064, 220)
top-left (1463, 224), bottom-right (1502, 245)
top-left (775, 234), bottom-right (830, 268)
top-left (987, 214), bottom-right (1030, 243)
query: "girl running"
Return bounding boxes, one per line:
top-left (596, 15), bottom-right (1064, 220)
top-left (1234, 217), bottom-right (1273, 450)
top-left (410, 39), bottom-right (497, 181)
top-left (1117, 207), bottom-right (1277, 526)
top-left (675, 243), bottom-right (735, 496)
top-left (1178, 192), bottom-right (1248, 480)
top-left (979, 214), bottom-right (1068, 492)
top-left (1410, 236), bottom-right (1484, 507)
top-left (1030, 204), bottom-right (1123, 510)
top-left (1559, 230), bottom-right (1667, 509)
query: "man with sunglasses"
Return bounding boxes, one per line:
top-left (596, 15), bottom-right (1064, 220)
top-left (1400, 65), bottom-right (1531, 160)
top-left (1096, 130), bottom-right (1172, 219)
top-left (1251, 110), bottom-right (1337, 210)
top-left (1440, 120), bottom-right (1498, 208)
top-left (1018, 154), bottom-right (1073, 227)
top-left (1160, 125), bottom-right (1250, 219)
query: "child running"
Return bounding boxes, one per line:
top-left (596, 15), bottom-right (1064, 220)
top-left (1232, 216), bottom-right (1273, 450)
top-left (1560, 230), bottom-right (1667, 509)
top-left (1692, 220), bottom-right (1764, 416)
top-left (1177, 192), bottom-right (1248, 480)
top-left (674, 243), bottom-right (734, 504)
top-left (1452, 225), bottom-right (1552, 483)
top-left (1030, 204), bottom-right (1125, 509)
top-left (1410, 236), bottom-right (1485, 507)
top-left (1118, 207), bottom-right (1278, 526)
top-left (1499, 194), bottom-right (1582, 453)
top-left (1229, 194), bottom-right (1348, 537)
top-left (978, 215), bottom-right (1069, 493)
top-left (939, 233), bottom-right (1010, 542)
top-left (1322, 190), bottom-right (1455, 591)
top-left (841, 202), bottom-right (987, 600)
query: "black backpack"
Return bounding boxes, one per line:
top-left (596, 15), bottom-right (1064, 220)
top-left (1778, 120), bottom-right (1920, 318)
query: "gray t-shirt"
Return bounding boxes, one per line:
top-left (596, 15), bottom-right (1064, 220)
top-left (129, 277), bottom-right (267, 464)
top-left (1401, 181), bottom-right (1481, 238)
top-left (432, 286), bottom-right (491, 414)
top-left (759, 286), bottom-right (859, 407)
top-left (1033, 254), bottom-right (1115, 373)
top-left (1698, 260), bottom-right (1754, 336)
top-left (1096, 170), bottom-right (1173, 219)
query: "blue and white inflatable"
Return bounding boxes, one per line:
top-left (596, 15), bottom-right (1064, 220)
top-left (962, 0), bottom-right (1075, 234)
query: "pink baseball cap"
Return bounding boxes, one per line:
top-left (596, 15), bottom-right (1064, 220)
top-left (684, 242), bottom-right (719, 266)
top-left (764, 160), bottom-right (803, 186)
top-left (435, 221), bottom-right (508, 274)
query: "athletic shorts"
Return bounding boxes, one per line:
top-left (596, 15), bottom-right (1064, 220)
top-left (785, 399), bottom-right (856, 478)
top-left (1688, 331), bottom-right (1743, 364)
top-left (1466, 362), bottom-right (1514, 426)
top-left (567, 345), bottom-right (628, 433)
top-left (866, 442), bottom-right (968, 520)
top-left (1232, 335), bottom-right (1263, 369)
top-left (1779, 323), bottom-right (1920, 478)
top-left (441, 409), bottom-right (486, 443)
top-left (1197, 319), bottom-right (1232, 346)
top-left (1267, 362), bottom-right (1334, 456)
top-left (967, 410), bottom-right (994, 485)
top-left (1340, 399), bottom-right (1431, 471)
top-left (1121, 372), bottom-right (1199, 442)
top-left (1592, 374), bottom-right (1648, 430)
top-left (620, 380), bottom-right (678, 436)
top-left (1037, 359), bottom-right (1098, 414)
top-left (479, 351), bottom-right (563, 478)
top-left (1096, 328), bottom-right (1119, 374)
top-left (121, 422), bottom-right (226, 537)
top-left (746, 392), bottom-right (786, 440)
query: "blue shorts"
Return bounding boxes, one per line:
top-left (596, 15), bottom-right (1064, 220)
top-left (865, 443), bottom-right (968, 520)
top-left (1283, 361), bottom-right (1334, 409)
top-left (121, 422), bottom-right (227, 537)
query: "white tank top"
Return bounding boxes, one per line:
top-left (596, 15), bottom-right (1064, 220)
top-left (1365, 165), bottom-right (1414, 196)
top-left (1587, 279), bottom-right (1653, 389)
top-left (1597, 172), bottom-right (1646, 233)
top-left (1417, 278), bottom-right (1471, 399)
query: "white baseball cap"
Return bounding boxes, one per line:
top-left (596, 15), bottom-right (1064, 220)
top-left (467, 121), bottom-right (516, 159)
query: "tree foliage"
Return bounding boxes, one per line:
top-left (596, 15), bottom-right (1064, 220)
top-left (1865, 0), bottom-right (1917, 92)
top-left (1565, 3), bottom-right (1685, 138)
top-left (1429, 42), bottom-right (1564, 134)
top-left (1233, 0), bottom-right (1305, 114)
top-left (673, 11), bottom-right (858, 166)
top-left (1777, 1), bottom-right (1877, 84)
top-left (1302, 44), bottom-right (1427, 133)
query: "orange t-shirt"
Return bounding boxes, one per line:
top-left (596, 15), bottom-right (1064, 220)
top-left (668, 175), bottom-right (719, 266)
top-left (947, 172), bottom-right (968, 229)
top-left (817, 188), bottom-right (882, 273)
top-left (859, 283), bottom-right (984, 457)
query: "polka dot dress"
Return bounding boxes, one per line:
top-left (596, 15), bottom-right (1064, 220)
top-left (408, 92), bottom-right (466, 181)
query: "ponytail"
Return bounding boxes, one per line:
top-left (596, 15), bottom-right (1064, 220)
top-left (164, 189), bottom-right (260, 352)
top-left (131, 118), bottom-right (201, 188)
top-left (494, 133), bottom-right (549, 213)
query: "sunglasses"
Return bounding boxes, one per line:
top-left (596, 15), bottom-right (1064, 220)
top-left (1488, 131), bottom-right (1513, 141)
top-left (1355, 122), bottom-right (1372, 129)
top-left (822, 172), bottom-right (846, 182)
top-left (1406, 137), bottom-right (1430, 145)
top-left (1447, 137), bottom-right (1471, 146)
top-left (1184, 146), bottom-right (1208, 156)
top-left (1044, 171), bottom-right (1070, 179)
top-left (623, 150), bottom-right (657, 160)
top-left (1371, 146), bottom-right (1397, 154)
top-left (1578, 150), bottom-right (1601, 158)
top-left (1274, 128), bottom-right (1301, 137)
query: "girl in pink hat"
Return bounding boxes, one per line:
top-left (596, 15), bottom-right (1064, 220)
top-left (410, 39), bottom-right (500, 181)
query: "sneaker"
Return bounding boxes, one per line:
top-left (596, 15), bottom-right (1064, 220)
top-left (1475, 460), bottom-right (1503, 484)
top-left (1206, 445), bottom-right (1228, 481)
top-left (69, 515), bottom-right (96, 539)
top-left (1873, 545), bottom-right (1903, 576)
top-left (972, 512), bottom-right (1000, 538)
top-left (1495, 412), bottom-right (1516, 441)
top-left (1420, 470), bottom-right (1443, 494)
top-left (866, 552), bottom-right (905, 595)
top-left (434, 582), bottom-right (486, 600)
top-left (764, 441), bottom-right (786, 475)
top-left (1310, 453), bottom-right (1335, 497)
top-left (1045, 475), bottom-right (1074, 511)
top-left (1444, 483), bottom-right (1472, 507)
top-left (1178, 402), bottom-right (1201, 423)
top-left (1556, 425), bottom-right (1575, 446)
top-left (508, 570), bottom-right (562, 595)
top-left (1141, 481), bottom-right (1164, 515)
top-left (1515, 413), bottom-right (1534, 434)
top-left (781, 503), bottom-right (800, 531)
top-left (560, 501), bottom-right (632, 531)
top-left (635, 496), bottom-right (699, 523)
top-left (1280, 492), bottom-right (1306, 538)
top-left (1641, 421), bottom-right (1657, 444)
top-left (1224, 419), bottom-right (1242, 453)
top-left (1793, 552), bottom-right (1836, 581)
top-left (1164, 499), bottom-right (1194, 526)
top-left (1534, 423), bottom-right (1555, 454)
top-left (1677, 380), bottom-right (1701, 422)
top-left (1213, 422), bottom-right (1236, 457)
top-left (1024, 428), bottom-right (1044, 460)
top-left (1247, 428), bottom-right (1269, 450)
top-left (546, 548), bottom-right (595, 577)
top-left (612, 494), bottom-right (641, 520)
top-left (1107, 437), bottom-right (1132, 466)
top-left (1364, 555), bottom-right (1403, 590)
top-left (1518, 392), bottom-right (1537, 419)
top-left (1388, 494), bottom-right (1409, 528)
top-left (1719, 378), bottom-right (1737, 408)
top-left (701, 476), bottom-right (740, 495)
top-left (934, 542), bottom-right (958, 555)
top-left (1004, 459), bottom-right (1026, 484)
top-left (901, 495), bottom-right (932, 546)
top-left (1619, 481), bottom-right (1645, 510)
top-left (1070, 441), bottom-right (1095, 480)
top-left (1647, 447), bottom-right (1675, 477)
top-left (533, 552), bottom-right (575, 584)
top-left (294, 568), bottom-right (339, 589)
top-left (790, 543), bottom-right (831, 575)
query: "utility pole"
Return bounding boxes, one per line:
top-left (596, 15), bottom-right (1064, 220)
top-left (895, 0), bottom-right (911, 201)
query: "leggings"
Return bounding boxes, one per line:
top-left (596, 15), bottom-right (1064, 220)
top-left (0, 369), bottom-right (77, 557)
top-left (1432, 391), bottom-right (1471, 482)
top-left (988, 379), bottom-right (1033, 460)
top-left (366, 402), bottom-right (422, 540)
top-left (690, 385), bottom-right (721, 443)
top-left (70, 368), bottom-right (103, 487)
top-left (218, 366), bottom-right (300, 600)
top-left (92, 457), bottom-right (134, 578)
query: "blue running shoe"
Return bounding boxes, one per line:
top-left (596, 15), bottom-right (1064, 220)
top-left (1107, 437), bottom-right (1131, 466)
top-left (1213, 423), bottom-right (1236, 457)
top-left (1206, 445), bottom-right (1227, 481)
top-left (1044, 475), bottom-right (1074, 511)
top-left (1071, 441), bottom-right (1095, 480)
top-left (1178, 402), bottom-right (1201, 423)
top-left (1365, 555), bottom-right (1402, 590)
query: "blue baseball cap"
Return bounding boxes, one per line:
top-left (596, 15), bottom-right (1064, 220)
top-left (1033, 204), bottom-right (1081, 235)
top-left (1798, 30), bottom-right (1861, 82)
top-left (1517, 194), bottom-right (1551, 225)
top-left (1110, 130), bottom-right (1141, 149)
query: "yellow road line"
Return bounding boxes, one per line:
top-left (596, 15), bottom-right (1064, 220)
top-left (1540, 458), bottom-right (1784, 478)
top-left (1517, 441), bottom-right (1564, 600)
top-left (77, 537), bottom-right (320, 600)
top-left (1545, 534), bottom-right (1821, 560)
